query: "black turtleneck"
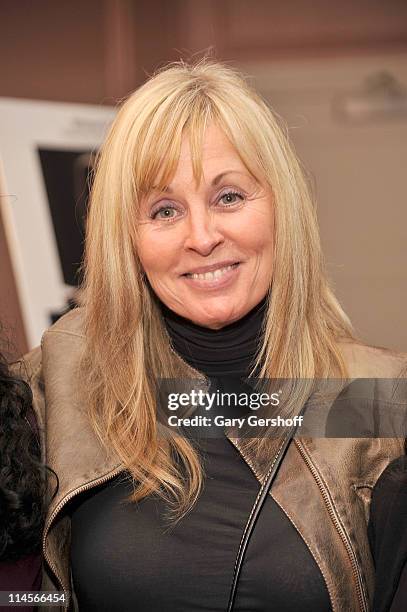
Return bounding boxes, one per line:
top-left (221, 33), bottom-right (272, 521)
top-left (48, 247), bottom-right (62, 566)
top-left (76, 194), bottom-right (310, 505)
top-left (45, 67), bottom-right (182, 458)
top-left (70, 298), bottom-right (331, 612)
top-left (160, 296), bottom-right (267, 377)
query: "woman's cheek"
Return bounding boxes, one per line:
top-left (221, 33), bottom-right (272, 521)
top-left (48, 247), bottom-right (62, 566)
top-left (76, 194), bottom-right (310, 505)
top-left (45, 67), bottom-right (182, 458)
top-left (138, 230), bottom-right (180, 277)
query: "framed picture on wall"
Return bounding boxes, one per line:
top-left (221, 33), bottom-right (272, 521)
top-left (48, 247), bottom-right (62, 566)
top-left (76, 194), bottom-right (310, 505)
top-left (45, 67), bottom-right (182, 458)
top-left (0, 98), bottom-right (115, 348)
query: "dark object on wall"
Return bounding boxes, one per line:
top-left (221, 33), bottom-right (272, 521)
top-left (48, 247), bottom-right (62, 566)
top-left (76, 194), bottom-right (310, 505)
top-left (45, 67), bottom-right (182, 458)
top-left (37, 148), bottom-right (95, 287)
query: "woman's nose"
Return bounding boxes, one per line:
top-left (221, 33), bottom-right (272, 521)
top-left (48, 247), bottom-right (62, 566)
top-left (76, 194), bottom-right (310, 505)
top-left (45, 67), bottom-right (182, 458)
top-left (183, 207), bottom-right (224, 256)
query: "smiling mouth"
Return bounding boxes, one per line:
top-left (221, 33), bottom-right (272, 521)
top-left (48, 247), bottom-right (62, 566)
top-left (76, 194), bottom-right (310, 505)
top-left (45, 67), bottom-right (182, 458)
top-left (183, 263), bottom-right (240, 281)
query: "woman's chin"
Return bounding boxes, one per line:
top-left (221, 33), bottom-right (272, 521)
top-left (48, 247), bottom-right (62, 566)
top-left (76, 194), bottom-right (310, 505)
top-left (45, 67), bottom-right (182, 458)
top-left (186, 304), bottom-right (246, 329)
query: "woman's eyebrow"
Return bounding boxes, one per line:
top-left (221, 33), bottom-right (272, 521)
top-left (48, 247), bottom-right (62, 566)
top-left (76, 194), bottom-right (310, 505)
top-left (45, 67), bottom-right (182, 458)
top-left (212, 170), bottom-right (247, 185)
top-left (159, 170), bottom-right (254, 194)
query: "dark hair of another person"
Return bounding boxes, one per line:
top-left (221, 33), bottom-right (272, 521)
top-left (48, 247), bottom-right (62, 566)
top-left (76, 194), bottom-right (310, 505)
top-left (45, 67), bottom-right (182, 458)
top-left (0, 352), bottom-right (45, 561)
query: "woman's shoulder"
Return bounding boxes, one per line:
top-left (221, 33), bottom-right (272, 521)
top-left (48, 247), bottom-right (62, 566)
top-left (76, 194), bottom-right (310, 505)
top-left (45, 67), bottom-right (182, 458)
top-left (19, 308), bottom-right (91, 441)
top-left (14, 308), bottom-right (85, 432)
top-left (42, 306), bottom-right (85, 339)
top-left (338, 338), bottom-right (407, 378)
top-left (21, 308), bottom-right (85, 375)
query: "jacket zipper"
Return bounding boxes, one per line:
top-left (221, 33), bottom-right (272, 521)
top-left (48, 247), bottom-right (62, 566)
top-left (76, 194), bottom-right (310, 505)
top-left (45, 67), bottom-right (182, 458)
top-left (43, 465), bottom-right (124, 609)
top-left (295, 440), bottom-right (368, 612)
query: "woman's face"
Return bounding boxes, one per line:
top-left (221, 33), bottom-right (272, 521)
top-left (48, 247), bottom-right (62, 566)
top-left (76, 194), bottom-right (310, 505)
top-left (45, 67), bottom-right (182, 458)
top-left (137, 123), bottom-right (274, 329)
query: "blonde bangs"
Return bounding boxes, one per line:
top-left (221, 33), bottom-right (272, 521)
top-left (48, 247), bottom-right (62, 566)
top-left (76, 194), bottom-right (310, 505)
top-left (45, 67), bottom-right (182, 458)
top-left (120, 63), bottom-right (269, 207)
top-left (127, 87), bottom-right (215, 199)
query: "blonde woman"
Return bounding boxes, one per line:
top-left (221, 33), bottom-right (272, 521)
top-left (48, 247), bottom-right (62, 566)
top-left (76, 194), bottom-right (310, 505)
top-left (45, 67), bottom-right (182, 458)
top-left (25, 60), bottom-right (406, 611)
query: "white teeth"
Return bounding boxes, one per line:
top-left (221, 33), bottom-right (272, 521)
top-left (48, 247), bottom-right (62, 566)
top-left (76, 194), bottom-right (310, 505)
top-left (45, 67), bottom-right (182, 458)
top-left (188, 264), bottom-right (235, 281)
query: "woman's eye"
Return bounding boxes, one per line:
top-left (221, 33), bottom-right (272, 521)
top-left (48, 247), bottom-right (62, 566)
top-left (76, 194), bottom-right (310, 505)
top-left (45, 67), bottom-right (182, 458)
top-left (152, 206), bottom-right (179, 220)
top-left (218, 191), bottom-right (244, 206)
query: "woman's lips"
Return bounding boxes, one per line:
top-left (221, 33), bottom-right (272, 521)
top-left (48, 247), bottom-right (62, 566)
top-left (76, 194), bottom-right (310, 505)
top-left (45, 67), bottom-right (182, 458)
top-left (181, 262), bottom-right (241, 289)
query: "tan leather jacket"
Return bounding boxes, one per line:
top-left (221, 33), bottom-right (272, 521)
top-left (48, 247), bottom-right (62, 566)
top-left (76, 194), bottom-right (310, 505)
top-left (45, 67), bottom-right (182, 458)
top-left (22, 309), bottom-right (407, 611)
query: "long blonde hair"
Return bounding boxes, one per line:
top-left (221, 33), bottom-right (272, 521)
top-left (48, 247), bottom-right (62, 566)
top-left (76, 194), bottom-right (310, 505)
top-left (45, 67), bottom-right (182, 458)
top-left (82, 58), bottom-right (354, 518)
